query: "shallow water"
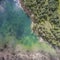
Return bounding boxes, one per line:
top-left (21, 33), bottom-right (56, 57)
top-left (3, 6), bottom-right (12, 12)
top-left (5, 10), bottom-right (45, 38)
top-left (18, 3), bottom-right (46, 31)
top-left (0, 0), bottom-right (38, 46)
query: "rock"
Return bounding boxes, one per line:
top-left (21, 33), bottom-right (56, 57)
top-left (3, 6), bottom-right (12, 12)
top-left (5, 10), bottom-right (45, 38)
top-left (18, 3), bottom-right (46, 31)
top-left (0, 47), bottom-right (60, 60)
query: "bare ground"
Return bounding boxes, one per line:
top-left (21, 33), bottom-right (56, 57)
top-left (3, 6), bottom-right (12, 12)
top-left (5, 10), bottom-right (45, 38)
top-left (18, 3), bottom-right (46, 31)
top-left (0, 45), bottom-right (60, 60)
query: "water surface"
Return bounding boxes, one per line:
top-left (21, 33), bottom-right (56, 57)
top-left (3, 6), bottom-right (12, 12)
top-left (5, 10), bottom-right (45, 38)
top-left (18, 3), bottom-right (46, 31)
top-left (0, 0), bottom-right (38, 47)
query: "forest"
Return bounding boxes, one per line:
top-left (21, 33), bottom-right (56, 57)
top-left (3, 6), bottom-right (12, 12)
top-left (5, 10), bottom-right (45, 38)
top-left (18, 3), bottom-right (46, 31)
top-left (23, 0), bottom-right (60, 48)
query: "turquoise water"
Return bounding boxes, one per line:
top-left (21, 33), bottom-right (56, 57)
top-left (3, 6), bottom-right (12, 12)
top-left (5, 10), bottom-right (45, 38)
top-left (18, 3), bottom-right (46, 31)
top-left (0, 0), bottom-right (38, 46)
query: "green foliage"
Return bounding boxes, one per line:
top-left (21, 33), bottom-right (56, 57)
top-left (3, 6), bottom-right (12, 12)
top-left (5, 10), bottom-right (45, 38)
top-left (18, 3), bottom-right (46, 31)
top-left (23, 0), bottom-right (60, 48)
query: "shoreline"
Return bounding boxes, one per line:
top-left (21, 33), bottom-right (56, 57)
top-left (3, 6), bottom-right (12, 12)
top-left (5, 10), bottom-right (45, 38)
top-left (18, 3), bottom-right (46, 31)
top-left (19, 0), bottom-right (35, 33)
top-left (19, 0), bottom-right (38, 24)
top-left (19, 0), bottom-right (32, 16)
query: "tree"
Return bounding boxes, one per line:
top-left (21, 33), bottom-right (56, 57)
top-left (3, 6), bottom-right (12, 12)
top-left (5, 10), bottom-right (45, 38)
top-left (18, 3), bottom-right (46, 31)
top-left (22, 0), bottom-right (60, 48)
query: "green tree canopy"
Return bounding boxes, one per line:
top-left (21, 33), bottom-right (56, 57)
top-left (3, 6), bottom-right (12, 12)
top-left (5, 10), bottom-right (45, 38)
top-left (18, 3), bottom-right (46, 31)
top-left (22, 0), bottom-right (60, 48)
